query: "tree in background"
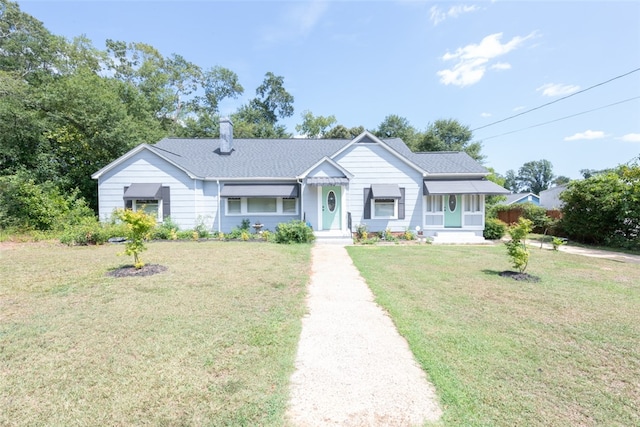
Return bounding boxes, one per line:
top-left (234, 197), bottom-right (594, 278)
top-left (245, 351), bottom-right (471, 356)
top-left (295, 110), bottom-right (337, 138)
top-left (414, 119), bottom-right (485, 162)
top-left (560, 164), bottom-right (640, 249)
top-left (504, 170), bottom-right (520, 193)
top-left (374, 114), bottom-right (420, 148)
top-left (516, 159), bottom-right (555, 194)
top-left (323, 125), bottom-right (366, 139)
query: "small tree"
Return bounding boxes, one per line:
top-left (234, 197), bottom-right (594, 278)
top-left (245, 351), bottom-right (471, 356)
top-left (505, 217), bottom-right (533, 273)
top-left (115, 208), bottom-right (156, 269)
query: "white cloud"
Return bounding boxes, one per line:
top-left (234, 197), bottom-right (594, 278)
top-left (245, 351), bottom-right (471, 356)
top-left (260, 0), bottom-right (328, 45)
top-left (619, 133), bottom-right (640, 142)
top-left (564, 130), bottom-right (607, 141)
top-left (481, 112), bottom-right (492, 118)
top-left (537, 83), bottom-right (581, 97)
top-left (288, 0), bottom-right (329, 36)
top-left (513, 106), bottom-right (526, 112)
top-left (430, 4), bottom-right (479, 25)
top-left (491, 62), bottom-right (511, 70)
top-left (437, 32), bottom-right (536, 87)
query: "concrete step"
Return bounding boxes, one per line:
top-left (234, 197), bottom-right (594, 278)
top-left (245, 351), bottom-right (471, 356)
top-left (432, 231), bottom-right (488, 245)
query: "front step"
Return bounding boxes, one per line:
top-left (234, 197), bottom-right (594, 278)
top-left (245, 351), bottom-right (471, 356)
top-left (431, 231), bottom-right (488, 245)
top-left (314, 230), bottom-right (353, 245)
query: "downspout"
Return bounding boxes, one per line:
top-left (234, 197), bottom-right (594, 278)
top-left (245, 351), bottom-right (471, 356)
top-left (193, 178), bottom-right (197, 225)
top-left (217, 180), bottom-right (221, 234)
top-left (297, 178), bottom-right (304, 224)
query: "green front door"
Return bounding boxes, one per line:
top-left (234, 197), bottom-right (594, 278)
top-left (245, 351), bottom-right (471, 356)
top-left (444, 194), bottom-right (462, 228)
top-left (322, 186), bottom-right (341, 230)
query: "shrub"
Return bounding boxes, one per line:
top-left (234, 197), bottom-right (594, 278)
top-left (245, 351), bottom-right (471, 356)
top-left (484, 218), bottom-right (507, 240)
top-left (402, 228), bottom-right (415, 241)
top-left (560, 166), bottom-right (640, 250)
top-left (274, 220), bottom-right (315, 244)
top-left (0, 174), bottom-right (95, 231)
top-left (115, 208), bottom-right (156, 269)
top-left (504, 217), bottom-right (533, 273)
top-left (355, 224), bottom-right (368, 242)
top-left (151, 217), bottom-right (180, 240)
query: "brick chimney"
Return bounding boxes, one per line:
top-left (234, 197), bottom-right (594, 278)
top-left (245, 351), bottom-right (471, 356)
top-left (219, 117), bottom-right (233, 154)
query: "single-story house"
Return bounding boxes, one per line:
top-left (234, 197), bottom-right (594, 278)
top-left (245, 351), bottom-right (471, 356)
top-left (504, 192), bottom-right (540, 206)
top-left (92, 118), bottom-right (509, 242)
top-left (540, 184), bottom-right (568, 209)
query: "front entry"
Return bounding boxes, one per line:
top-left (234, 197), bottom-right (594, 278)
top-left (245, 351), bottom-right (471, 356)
top-left (444, 194), bottom-right (462, 228)
top-left (322, 186), bottom-right (341, 230)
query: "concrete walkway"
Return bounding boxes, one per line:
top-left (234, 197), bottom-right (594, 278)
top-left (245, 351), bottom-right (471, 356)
top-left (286, 242), bottom-right (441, 426)
top-left (536, 241), bottom-right (640, 264)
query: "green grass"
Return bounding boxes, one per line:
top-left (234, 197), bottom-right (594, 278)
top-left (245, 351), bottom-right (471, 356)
top-left (0, 241), bottom-right (311, 426)
top-left (347, 244), bottom-right (640, 427)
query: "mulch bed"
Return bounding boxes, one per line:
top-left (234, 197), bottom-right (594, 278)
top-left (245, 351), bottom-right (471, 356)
top-left (499, 271), bottom-right (541, 282)
top-left (106, 264), bottom-right (167, 278)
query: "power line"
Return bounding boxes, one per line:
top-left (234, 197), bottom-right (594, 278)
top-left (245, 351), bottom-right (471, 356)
top-left (472, 67), bottom-right (640, 132)
top-left (480, 96), bottom-right (640, 141)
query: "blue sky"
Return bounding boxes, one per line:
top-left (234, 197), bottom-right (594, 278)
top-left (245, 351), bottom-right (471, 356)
top-left (17, 0), bottom-right (640, 180)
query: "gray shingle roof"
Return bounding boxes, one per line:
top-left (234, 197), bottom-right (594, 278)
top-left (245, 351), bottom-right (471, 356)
top-left (149, 136), bottom-right (487, 179)
top-left (384, 139), bottom-right (488, 175)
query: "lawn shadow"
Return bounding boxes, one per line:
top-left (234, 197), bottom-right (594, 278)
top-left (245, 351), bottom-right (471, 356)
top-left (481, 269), bottom-right (502, 277)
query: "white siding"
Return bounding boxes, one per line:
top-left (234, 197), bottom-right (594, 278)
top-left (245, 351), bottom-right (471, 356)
top-left (97, 149), bottom-right (212, 230)
top-left (334, 144), bottom-right (423, 233)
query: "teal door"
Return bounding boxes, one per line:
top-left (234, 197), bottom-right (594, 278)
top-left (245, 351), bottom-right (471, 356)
top-left (322, 186), bottom-right (341, 230)
top-left (444, 194), bottom-right (462, 228)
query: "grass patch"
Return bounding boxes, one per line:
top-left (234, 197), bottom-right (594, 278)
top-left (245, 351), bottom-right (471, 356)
top-left (0, 241), bottom-right (311, 426)
top-left (347, 245), bottom-right (639, 426)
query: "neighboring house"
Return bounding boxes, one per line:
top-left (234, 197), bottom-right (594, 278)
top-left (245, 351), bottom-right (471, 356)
top-left (504, 192), bottom-right (540, 206)
top-left (92, 118), bottom-right (509, 242)
top-left (540, 184), bottom-right (568, 209)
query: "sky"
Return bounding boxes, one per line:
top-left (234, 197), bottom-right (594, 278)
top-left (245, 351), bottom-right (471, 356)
top-left (16, 0), bottom-right (640, 180)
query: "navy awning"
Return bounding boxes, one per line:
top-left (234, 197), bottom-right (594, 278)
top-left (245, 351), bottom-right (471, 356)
top-left (220, 184), bottom-right (299, 198)
top-left (371, 184), bottom-right (402, 199)
top-left (123, 183), bottom-right (163, 200)
top-left (423, 180), bottom-right (510, 195)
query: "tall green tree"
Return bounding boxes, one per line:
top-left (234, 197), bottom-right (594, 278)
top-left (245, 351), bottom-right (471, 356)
top-left (516, 159), bottom-right (555, 194)
top-left (561, 164), bottom-right (640, 249)
top-left (323, 125), bottom-right (365, 139)
top-left (415, 119), bottom-right (484, 162)
top-left (249, 72), bottom-right (294, 125)
top-left (295, 110), bottom-right (337, 138)
top-left (374, 114), bottom-right (420, 148)
top-left (504, 169), bottom-right (519, 193)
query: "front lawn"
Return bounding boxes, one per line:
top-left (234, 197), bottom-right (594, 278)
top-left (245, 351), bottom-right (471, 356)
top-left (0, 241), bottom-right (311, 426)
top-left (348, 245), bottom-right (639, 427)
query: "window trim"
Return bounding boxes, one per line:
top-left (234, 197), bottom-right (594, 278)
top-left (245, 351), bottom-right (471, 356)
top-left (371, 198), bottom-right (398, 219)
top-left (225, 197), bottom-right (299, 216)
top-left (132, 199), bottom-right (163, 222)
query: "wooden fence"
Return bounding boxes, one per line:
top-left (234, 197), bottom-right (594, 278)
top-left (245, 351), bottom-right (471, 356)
top-left (497, 208), bottom-right (562, 225)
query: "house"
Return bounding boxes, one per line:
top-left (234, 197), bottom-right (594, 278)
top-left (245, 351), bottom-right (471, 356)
top-left (540, 184), bottom-right (568, 209)
top-left (92, 118), bottom-right (509, 242)
top-left (504, 192), bottom-right (540, 206)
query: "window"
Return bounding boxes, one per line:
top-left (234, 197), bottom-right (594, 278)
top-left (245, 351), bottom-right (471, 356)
top-left (132, 199), bottom-right (162, 221)
top-left (373, 198), bottom-right (397, 218)
top-left (426, 195), bottom-right (443, 212)
top-left (283, 198), bottom-right (297, 214)
top-left (464, 195), bottom-right (482, 212)
top-left (248, 198), bottom-right (277, 213)
top-left (225, 197), bottom-right (298, 215)
top-left (227, 198), bottom-right (241, 214)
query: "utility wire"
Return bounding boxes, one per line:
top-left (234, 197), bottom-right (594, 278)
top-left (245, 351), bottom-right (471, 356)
top-left (471, 67), bottom-right (640, 132)
top-left (480, 96), bottom-right (640, 141)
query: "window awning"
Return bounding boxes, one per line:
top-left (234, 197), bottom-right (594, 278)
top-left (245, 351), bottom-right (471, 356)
top-left (123, 183), bottom-right (163, 200)
top-left (371, 184), bottom-right (402, 199)
top-left (423, 180), bottom-right (510, 195)
top-left (220, 184), bottom-right (299, 198)
top-left (306, 177), bottom-right (349, 186)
